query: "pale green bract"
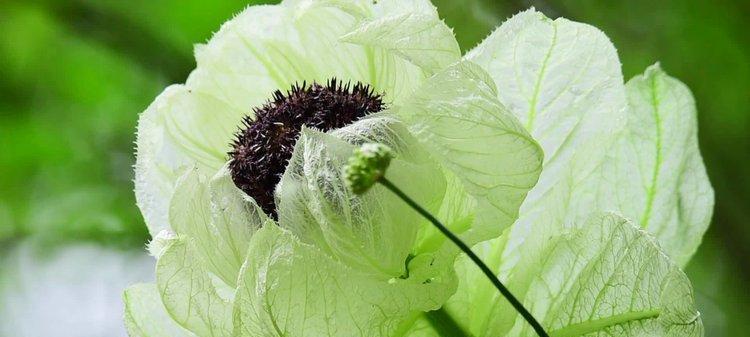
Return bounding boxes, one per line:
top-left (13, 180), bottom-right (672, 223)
top-left (598, 64), bottom-right (714, 266)
top-left (124, 284), bottom-right (195, 337)
top-left (413, 8), bottom-right (710, 337)
top-left (233, 224), bottom-right (456, 337)
top-left (416, 213), bottom-right (703, 337)
top-left (127, 1), bottom-right (711, 337)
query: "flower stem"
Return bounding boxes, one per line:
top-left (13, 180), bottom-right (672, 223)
top-left (379, 178), bottom-right (550, 337)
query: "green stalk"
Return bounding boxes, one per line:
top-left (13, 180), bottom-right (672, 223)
top-left (379, 178), bottom-right (550, 337)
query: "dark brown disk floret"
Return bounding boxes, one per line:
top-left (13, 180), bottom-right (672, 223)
top-left (228, 79), bottom-right (384, 218)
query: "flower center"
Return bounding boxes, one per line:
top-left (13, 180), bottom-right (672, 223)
top-left (229, 79), bottom-right (384, 218)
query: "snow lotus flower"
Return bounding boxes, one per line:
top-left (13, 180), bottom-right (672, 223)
top-left (130, 0), bottom-right (543, 335)
top-left (126, 1), bottom-right (712, 336)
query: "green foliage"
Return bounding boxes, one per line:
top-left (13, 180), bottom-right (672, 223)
top-left (0, 3), bottom-right (158, 247)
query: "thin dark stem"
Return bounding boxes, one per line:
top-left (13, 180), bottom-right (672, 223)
top-left (379, 178), bottom-right (550, 337)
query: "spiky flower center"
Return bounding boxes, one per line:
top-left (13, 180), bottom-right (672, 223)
top-left (229, 79), bottom-right (384, 218)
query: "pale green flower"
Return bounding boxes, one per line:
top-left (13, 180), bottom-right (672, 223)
top-left (130, 0), bottom-right (543, 336)
top-left (127, 2), bottom-right (712, 337)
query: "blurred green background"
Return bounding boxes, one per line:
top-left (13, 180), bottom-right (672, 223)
top-left (0, 0), bottom-right (747, 336)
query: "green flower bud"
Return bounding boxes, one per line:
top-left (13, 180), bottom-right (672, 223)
top-left (345, 143), bottom-right (394, 194)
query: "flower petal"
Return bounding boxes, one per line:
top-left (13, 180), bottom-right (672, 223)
top-left (331, 115), bottom-right (447, 215)
top-left (168, 165), bottom-right (270, 287)
top-left (124, 283), bottom-right (196, 337)
top-left (398, 61), bottom-right (544, 244)
top-left (135, 86), bottom-right (242, 235)
top-left (276, 126), bottom-right (445, 277)
top-left (233, 225), bottom-right (457, 337)
top-left (446, 213), bottom-right (703, 337)
top-left (463, 8), bottom-right (629, 293)
top-left (598, 64), bottom-right (714, 266)
top-left (341, 0), bottom-right (461, 75)
top-left (156, 236), bottom-right (233, 337)
top-left (186, 0), bottom-right (427, 109)
top-left (465, 8), bottom-right (626, 215)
